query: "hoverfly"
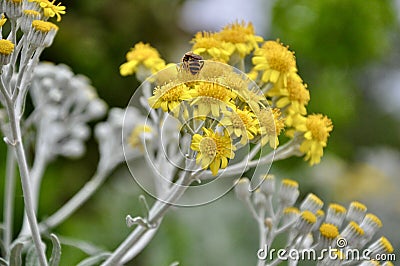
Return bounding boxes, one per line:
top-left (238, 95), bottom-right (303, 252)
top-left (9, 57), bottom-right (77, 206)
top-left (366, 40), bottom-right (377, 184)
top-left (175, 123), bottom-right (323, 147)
top-left (181, 51), bottom-right (204, 75)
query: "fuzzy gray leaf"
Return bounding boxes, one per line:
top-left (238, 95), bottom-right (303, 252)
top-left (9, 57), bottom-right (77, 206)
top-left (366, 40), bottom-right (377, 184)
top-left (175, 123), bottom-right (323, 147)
top-left (49, 234), bottom-right (61, 266)
top-left (76, 253), bottom-right (111, 266)
top-left (9, 242), bottom-right (23, 266)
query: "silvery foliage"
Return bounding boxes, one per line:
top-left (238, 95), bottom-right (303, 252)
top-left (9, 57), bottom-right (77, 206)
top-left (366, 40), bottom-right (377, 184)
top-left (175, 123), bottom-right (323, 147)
top-left (29, 63), bottom-right (107, 161)
top-left (95, 106), bottom-right (152, 171)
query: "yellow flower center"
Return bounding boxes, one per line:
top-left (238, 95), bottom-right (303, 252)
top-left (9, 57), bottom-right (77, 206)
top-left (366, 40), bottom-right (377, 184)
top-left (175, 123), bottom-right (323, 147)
top-left (365, 213), bottom-right (382, 228)
top-left (199, 137), bottom-right (217, 158)
top-left (287, 76), bottom-right (310, 104)
top-left (348, 221), bottom-right (364, 236)
top-left (0, 40), bottom-right (15, 55)
top-left (158, 84), bottom-right (187, 102)
top-left (127, 42), bottom-right (161, 62)
top-left (258, 108), bottom-right (284, 135)
top-left (192, 31), bottom-right (222, 49)
top-left (319, 223), bottom-right (339, 239)
top-left (218, 21), bottom-right (254, 44)
top-left (23, 9), bottom-right (41, 16)
top-left (262, 41), bottom-right (296, 73)
top-left (379, 237), bottom-right (394, 253)
top-left (316, 209), bottom-right (325, 217)
top-left (32, 20), bottom-right (53, 32)
top-left (282, 179), bottom-right (298, 188)
top-left (283, 207), bottom-right (300, 214)
top-left (329, 203), bottom-right (346, 214)
top-left (350, 201), bottom-right (367, 211)
top-left (230, 113), bottom-right (244, 128)
top-left (307, 193), bottom-right (324, 207)
top-left (301, 210), bottom-right (317, 224)
top-left (306, 114), bottom-right (333, 142)
top-left (196, 82), bottom-right (233, 102)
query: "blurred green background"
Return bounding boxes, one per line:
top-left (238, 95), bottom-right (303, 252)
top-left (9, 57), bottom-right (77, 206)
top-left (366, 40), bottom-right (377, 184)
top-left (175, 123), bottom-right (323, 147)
top-left (1, 0), bottom-right (400, 265)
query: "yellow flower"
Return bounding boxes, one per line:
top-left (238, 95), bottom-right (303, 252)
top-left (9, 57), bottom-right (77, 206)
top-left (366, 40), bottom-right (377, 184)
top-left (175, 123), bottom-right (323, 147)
top-left (31, 0), bottom-right (66, 21)
top-left (120, 42), bottom-right (166, 77)
top-left (255, 108), bottom-right (285, 148)
top-left (220, 107), bottom-right (258, 145)
top-left (190, 127), bottom-right (236, 176)
top-left (148, 82), bottom-right (193, 113)
top-left (129, 124), bottom-right (152, 151)
top-left (0, 14), bottom-right (7, 27)
top-left (191, 31), bottom-right (232, 63)
top-left (234, 87), bottom-right (266, 114)
top-left (0, 40), bottom-right (15, 55)
top-left (190, 81), bottom-right (236, 117)
top-left (252, 40), bottom-right (297, 88)
top-left (216, 21), bottom-right (263, 58)
top-left (275, 74), bottom-right (310, 115)
top-left (296, 114), bottom-right (333, 165)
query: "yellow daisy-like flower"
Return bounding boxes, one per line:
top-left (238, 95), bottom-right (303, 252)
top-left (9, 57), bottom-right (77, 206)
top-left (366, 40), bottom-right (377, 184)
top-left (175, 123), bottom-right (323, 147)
top-left (191, 82), bottom-right (236, 117)
top-left (220, 107), bottom-right (258, 145)
top-left (235, 87), bottom-right (266, 114)
top-left (191, 31), bottom-right (232, 63)
top-left (30, 0), bottom-right (66, 22)
top-left (252, 40), bottom-right (297, 89)
top-left (216, 21), bottom-right (263, 58)
top-left (275, 74), bottom-right (310, 115)
top-left (0, 40), bottom-right (15, 56)
top-left (120, 42), bottom-right (166, 77)
top-left (129, 124), bottom-right (152, 151)
top-left (255, 108), bottom-right (285, 148)
top-left (296, 114), bottom-right (333, 165)
top-left (190, 127), bottom-right (236, 176)
top-left (148, 82), bottom-right (192, 113)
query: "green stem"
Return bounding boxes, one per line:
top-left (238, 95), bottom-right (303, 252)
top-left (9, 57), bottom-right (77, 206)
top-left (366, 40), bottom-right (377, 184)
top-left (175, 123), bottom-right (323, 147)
top-left (3, 146), bottom-right (16, 259)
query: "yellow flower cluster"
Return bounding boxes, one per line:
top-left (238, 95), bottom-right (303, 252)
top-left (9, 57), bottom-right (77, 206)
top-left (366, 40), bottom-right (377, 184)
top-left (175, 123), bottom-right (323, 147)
top-left (251, 39), bottom-right (333, 165)
top-left (120, 42), bottom-right (166, 78)
top-left (145, 63), bottom-right (284, 175)
top-left (191, 21), bottom-right (263, 63)
top-left (29, 0), bottom-right (66, 21)
top-left (122, 21), bottom-right (334, 171)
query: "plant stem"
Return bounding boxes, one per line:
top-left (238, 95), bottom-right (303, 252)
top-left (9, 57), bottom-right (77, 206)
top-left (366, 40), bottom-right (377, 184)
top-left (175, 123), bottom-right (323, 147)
top-left (102, 170), bottom-right (193, 265)
top-left (7, 106), bottom-right (48, 266)
top-left (0, 74), bottom-right (47, 265)
top-left (257, 208), bottom-right (267, 266)
top-left (3, 146), bottom-right (16, 259)
top-left (19, 146), bottom-right (48, 237)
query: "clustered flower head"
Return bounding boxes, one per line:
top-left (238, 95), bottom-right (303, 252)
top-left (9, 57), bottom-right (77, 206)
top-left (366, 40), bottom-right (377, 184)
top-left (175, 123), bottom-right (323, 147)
top-left (121, 21), bottom-right (333, 172)
top-left (30, 63), bottom-right (107, 160)
top-left (144, 64), bottom-right (281, 176)
top-left (0, 0), bottom-right (65, 60)
top-left (235, 175), bottom-right (395, 265)
top-left (119, 42), bottom-right (167, 81)
top-left (190, 20), bottom-right (263, 63)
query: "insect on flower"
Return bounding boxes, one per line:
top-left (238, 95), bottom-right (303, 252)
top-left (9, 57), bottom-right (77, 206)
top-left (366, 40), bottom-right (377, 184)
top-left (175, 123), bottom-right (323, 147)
top-left (181, 51), bottom-right (204, 75)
